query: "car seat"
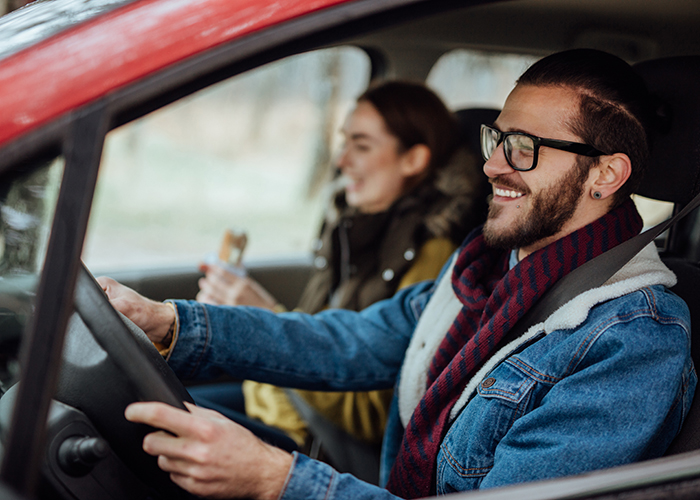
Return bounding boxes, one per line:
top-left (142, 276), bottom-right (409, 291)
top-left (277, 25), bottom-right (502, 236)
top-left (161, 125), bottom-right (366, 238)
top-left (632, 56), bottom-right (700, 456)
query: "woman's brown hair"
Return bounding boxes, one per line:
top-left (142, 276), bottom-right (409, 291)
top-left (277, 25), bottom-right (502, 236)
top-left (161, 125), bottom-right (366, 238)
top-left (358, 81), bottom-right (459, 175)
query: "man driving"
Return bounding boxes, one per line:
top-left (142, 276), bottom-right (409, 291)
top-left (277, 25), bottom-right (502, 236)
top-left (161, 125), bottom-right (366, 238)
top-left (100, 49), bottom-right (696, 499)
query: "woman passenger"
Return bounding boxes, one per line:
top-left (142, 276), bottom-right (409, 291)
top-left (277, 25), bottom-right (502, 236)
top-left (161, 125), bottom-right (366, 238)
top-left (193, 80), bottom-right (487, 456)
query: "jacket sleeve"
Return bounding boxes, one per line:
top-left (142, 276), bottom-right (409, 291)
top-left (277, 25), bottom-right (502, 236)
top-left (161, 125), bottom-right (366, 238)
top-left (166, 280), bottom-right (434, 390)
top-left (280, 453), bottom-right (402, 500)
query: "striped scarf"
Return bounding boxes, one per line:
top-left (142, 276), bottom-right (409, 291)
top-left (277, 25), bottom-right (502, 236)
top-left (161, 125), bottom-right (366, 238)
top-left (386, 198), bottom-right (643, 498)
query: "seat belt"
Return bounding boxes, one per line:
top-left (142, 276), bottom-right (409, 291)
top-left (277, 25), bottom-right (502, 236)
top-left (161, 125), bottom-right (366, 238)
top-left (502, 191), bottom-right (700, 344)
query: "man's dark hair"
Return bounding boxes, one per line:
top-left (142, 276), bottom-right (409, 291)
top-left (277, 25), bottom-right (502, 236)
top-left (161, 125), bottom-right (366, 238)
top-left (518, 49), bottom-right (655, 207)
top-left (358, 81), bottom-right (459, 176)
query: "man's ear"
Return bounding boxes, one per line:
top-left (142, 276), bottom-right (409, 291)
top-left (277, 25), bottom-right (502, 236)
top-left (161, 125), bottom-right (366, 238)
top-left (400, 144), bottom-right (431, 178)
top-left (590, 153), bottom-right (632, 200)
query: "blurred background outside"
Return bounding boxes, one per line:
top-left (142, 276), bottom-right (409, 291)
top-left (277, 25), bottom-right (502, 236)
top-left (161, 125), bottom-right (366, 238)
top-left (82, 47), bottom-right (538, 272)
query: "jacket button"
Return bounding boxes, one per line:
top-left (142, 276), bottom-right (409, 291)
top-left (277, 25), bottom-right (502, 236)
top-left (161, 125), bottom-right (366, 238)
top-left (313, 239), bottom-right (323, 251)
top-left (314, 256), bottom-right (328, 269)
top-left (481, 377), bottom-right (496, 388)
top-left (404, 248), bottom-right (416, 261)
top-left (382, 268), bottom-right (395, 281)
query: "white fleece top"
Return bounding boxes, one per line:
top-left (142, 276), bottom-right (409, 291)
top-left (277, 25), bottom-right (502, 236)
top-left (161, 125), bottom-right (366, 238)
top-left (398, 243), bottom-right (677, 427)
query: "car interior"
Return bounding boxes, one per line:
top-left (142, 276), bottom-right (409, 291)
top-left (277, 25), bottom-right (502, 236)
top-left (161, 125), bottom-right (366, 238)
top-left (2, 0), bottom-right (700, 499)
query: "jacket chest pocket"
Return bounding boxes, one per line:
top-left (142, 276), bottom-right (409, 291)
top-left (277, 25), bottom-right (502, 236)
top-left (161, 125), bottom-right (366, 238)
top-left (436, 361), bottom-right (539, 494)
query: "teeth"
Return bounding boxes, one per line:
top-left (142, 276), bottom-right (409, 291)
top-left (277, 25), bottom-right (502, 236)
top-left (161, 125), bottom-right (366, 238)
top-left (494, 187), bottom-right (524, 198)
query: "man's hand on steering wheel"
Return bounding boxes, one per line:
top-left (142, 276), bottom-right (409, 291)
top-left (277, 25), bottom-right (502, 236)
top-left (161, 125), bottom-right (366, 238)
top-left (125, 401), bottom-right (294, 500)
top-left (97, 276), bottom-right (175, 345)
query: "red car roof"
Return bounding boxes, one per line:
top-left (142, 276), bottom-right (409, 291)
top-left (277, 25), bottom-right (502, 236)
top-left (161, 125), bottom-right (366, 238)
top-left (0, 0), bottom-right (353, 147)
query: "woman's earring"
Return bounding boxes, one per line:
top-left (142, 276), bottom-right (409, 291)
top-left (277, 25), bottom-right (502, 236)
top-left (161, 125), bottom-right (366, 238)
top-left (593, 191), bottom-right (602, 199)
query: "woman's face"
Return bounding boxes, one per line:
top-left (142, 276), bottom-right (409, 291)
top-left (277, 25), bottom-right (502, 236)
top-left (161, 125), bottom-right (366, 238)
top-left (337, 101), bottom-right (421, 214)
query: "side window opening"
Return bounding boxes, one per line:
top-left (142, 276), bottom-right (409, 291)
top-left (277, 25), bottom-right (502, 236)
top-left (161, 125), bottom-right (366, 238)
top-left (83, 46), bottom-right (370, 272)
top-left (427, 49), bottom-right (538, 110)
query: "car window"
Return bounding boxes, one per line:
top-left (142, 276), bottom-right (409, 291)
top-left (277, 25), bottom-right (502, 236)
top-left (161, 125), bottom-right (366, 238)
top-left (83, 46), bottom-right (370, 272)
top-left (0, 155), bottom-right (64, 394)
top-left (427, 49), bottom-right (538, 110)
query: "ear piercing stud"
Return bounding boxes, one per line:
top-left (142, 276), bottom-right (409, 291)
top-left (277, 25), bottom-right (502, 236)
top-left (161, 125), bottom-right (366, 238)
top-left (593, 191), bottom-right (602, 199)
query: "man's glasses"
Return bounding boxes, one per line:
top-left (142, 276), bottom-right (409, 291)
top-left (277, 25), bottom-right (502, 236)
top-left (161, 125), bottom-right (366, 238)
top-left (480, 124), bottom-right (608, 172)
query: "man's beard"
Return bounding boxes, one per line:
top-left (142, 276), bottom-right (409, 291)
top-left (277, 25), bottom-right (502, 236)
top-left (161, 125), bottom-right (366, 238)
top-left (483, 162), bottom-right (589, 250)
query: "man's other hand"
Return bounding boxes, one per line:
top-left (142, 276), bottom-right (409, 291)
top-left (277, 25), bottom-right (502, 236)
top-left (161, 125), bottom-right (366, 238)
top-left (97, 276), bottom-right (175, 344)
top-left (125, 402), bottom-right (293, 499)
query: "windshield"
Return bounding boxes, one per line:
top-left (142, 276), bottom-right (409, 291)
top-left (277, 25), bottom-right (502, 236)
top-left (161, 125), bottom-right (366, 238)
top-left (0, 156), bottom-right (64, 394)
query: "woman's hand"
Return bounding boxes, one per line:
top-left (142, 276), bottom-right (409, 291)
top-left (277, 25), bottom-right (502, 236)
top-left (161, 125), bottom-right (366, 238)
top-left (97, 276), bottom-right (175, 344)
top-left (125, 402), bottom-right (293, 499)
top-left (196, 263), bottom-right (279, 310)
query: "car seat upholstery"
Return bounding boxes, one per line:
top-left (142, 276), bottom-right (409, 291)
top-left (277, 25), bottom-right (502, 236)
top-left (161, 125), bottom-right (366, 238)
top-left (633, 56), bottom-right (700, 456)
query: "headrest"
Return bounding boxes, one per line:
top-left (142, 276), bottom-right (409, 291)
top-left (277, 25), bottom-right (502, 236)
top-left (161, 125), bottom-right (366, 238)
top-left (454, 107), bottom-right (500, 158)
top-left (634, 57), bottom-right (700, 206)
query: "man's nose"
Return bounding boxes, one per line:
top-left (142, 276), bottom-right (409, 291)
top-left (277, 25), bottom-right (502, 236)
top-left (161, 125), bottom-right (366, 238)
top-left (482, 144), bottom-right (512, 178)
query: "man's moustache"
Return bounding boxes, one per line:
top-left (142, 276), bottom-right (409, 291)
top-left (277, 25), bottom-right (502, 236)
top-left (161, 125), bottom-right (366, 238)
top-left (488, 176), bottom-right (530, 195)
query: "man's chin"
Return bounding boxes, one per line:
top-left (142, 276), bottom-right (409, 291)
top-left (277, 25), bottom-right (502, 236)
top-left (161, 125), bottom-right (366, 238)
top-left (483, 227), bottom-right (515, 250)
top-left (483, 217), bottom-right (541, 251)
top-left (483, 219), bottom-right (515, 250)
top-left (483, 205), bottom-right (515, 248)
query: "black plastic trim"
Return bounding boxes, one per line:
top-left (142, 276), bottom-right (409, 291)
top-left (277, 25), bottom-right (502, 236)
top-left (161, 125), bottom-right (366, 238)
top-left (359, 45), bottom-right (390, 81)
top-left (0, 117), bottom-right (68, 177)
top-left (0, 105), bottom-right (108, 496)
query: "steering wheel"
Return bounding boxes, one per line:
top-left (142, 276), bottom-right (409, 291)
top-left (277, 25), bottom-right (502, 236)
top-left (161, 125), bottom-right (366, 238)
top-left (54, 264), bottom-right (193, 498)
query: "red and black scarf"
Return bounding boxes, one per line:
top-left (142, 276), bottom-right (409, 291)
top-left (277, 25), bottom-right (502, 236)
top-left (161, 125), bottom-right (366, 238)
top-left (385, 198), bottom-right (643, 498)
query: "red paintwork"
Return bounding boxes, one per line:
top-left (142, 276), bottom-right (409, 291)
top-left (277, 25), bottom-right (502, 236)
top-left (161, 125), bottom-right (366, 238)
top-left (0, 0), bottom-right (354, 147)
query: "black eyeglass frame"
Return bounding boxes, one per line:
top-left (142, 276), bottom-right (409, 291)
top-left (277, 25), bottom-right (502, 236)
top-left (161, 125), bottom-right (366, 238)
top-left (480, 124), bottom-right (609, 172)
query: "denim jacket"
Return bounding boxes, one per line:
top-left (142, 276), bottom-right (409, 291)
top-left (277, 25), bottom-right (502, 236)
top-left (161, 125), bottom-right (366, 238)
top-left (168, 244), bottom-right (695, 499)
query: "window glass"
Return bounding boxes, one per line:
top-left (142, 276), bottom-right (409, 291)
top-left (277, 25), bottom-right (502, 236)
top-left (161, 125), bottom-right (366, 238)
top-left (0, 155), bottom-right (64, 393)
top-left (427, 49), bottom-right (538, 110)
top-left (83, 46), bottom-right (370, 271)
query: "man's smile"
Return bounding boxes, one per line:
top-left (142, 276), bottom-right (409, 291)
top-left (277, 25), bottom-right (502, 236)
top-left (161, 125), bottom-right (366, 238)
top-left (493, 186), bottom-right (524, 199)
top-left (489, 176), bottom-right (529, 202)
